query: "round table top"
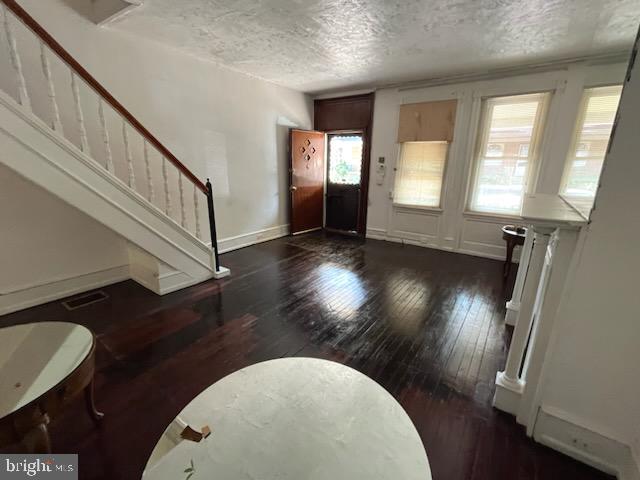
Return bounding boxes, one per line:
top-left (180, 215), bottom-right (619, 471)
top-left (0, 322), bottom-right (93, 419)
top-left (144, 358), bottom-right (431, 480)
top-left (501, 224), bottom-right (527, 237)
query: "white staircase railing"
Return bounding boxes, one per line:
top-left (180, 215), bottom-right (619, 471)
top-left (0, 0), bottom-right (222, 271)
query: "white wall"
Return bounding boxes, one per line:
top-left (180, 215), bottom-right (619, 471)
top-left (0, 165), bottom-right (128, 307)
top-left (2, 0), bottom-right (312, 246)
top-left (365, 62), bottom-right (627, 260)
top-left (536, 50), bottom-right (640, 469)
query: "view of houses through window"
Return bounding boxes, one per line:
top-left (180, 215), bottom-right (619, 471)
top-left (327, 134), bottom-right (363, 185)
top-left (468, 92), bottom-right (550, 215)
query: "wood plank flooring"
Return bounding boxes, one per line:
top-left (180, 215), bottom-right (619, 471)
top-left (0, 232), bottom-right (612, 480)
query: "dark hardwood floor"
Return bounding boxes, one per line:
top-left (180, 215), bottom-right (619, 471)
top-left (1, 232), bottom-right (611, 480)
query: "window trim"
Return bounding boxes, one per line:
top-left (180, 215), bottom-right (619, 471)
top-left (466, 91), bottom-right (552, 215)
top-left (392, 141), bottom-right (450, 210)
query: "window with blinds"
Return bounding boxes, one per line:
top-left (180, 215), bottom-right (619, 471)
top-left (393, 141), bottom-right (448, 208)
top-left (561, 85), bottom-right (622, 198)
top-left (469, 92), bottom-right (550, 215)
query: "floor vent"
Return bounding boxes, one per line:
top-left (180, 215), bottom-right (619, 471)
top-left (62, 290), bottom-right (108, 310)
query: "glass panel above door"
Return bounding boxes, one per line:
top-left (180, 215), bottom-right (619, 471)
top-left (328, 135), bottom-right (363, 185)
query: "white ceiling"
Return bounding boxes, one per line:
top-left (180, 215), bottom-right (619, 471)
top-left (113, 0), bottom-right (640, 93)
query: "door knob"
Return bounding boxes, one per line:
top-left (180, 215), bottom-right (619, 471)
top-left (290, 186), bottom-right (297, 191)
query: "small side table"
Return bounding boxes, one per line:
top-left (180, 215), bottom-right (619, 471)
top-left (502, 225), bottom-right (527, 278)
top-left (0, 322), bottom-right (103, 453)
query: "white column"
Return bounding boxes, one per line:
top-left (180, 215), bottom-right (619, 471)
top-left (493, 226), bottom-right (554, 414)
top-left (505, 227), bottom-right (534, 326)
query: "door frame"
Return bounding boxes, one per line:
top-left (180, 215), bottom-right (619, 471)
top-left (313, 93), bottom-right (374, 237)
top-left (324, 129), bottom-right (367, 235)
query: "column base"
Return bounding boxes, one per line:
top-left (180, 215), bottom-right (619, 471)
top-left (505, 300), bottom-right (520, 326)
top-left (493, 371), bottom-right (524, 415)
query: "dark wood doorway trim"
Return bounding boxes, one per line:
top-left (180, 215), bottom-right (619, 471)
top-left (314, 93), bottom-right (375, 237)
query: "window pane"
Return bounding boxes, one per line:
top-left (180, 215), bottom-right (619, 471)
top-left (470, 93), bottom-right (548, 214)
top-left (561, 85), bottom-right (622, 198)
top-left (394, 141), bottom-right (448, 207)
top-left (328, 135), bottom-right (363, 185)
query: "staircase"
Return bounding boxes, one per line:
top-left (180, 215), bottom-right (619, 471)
top-left (0, 0), bottom-right (228, 306)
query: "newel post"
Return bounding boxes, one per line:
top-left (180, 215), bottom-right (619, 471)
top-left (206, 178), bottom-right (221, 273)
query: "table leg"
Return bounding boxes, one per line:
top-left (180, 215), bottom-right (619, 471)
top-left (23, 422), bottom-right (52, 454)
top-left (84, 379), bottom-right (104, 423)
top-left (504, 240), bottom-right (515, 278)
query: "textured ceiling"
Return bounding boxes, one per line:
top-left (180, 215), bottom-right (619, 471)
top-left (113, 0), bottom-right (640, 93)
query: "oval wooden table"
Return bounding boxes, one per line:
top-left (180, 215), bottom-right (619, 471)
top-left (0, 322), bottom-right (102, 453)
top-left (144, 358), bottom-right (431, 480)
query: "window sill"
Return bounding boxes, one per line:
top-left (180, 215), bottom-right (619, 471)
top-left (463, 210), bottom-right (523, 222)
top-left (393, 203), bottom-right (443, 214)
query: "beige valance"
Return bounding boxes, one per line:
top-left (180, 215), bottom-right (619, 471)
top-left (397, 99), bottom-right (457, 143)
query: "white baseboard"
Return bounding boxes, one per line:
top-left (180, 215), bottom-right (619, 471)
top-left (1, 221), bottom-right (285, 315)
top-left (366, 228), bottom-right (512, 263)
top-left (534, 406), bottom-right (640, 480)
top-left (0, 265), bottom-right (129, 316)
top-left (217, 224), bottom-right (289, 254)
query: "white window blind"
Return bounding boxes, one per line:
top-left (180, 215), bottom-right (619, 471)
top-left (469, 92), bottom-right (549, 215)
top-left (393, 141), bottom-right (448, 208)
top-left (561, 85), bottom-right (622, 198)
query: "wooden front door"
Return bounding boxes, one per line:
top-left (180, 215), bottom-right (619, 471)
top-left (289, 129), bottom-right (325, 235)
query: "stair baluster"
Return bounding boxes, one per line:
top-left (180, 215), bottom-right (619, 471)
top-left (193, 184), bottom-right (201, 239)
top-left (98, 98), bottom-right (114, 173)
top-left (178, 171), bottom-right (187, 229)
top-left (143, 139), bottom-right (154, 204)
top-left (39, 41), bottom-right (63, 133)
top-left (2, 5), bottom-right (30, 110)
top-left (162, 156), bottom-right (172, 217)
top-left (122, 119), bottom-right (135, 189)
top-left (71, 72), bottom-right (90, 154)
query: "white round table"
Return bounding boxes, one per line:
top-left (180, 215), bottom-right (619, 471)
top-left (144, 358), bottom-right (430, 480)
